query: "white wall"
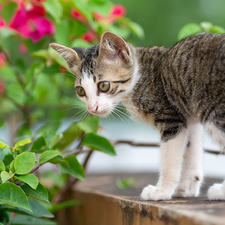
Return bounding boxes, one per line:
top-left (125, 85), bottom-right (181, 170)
top-left (83, 119), bottom-right (225, 179)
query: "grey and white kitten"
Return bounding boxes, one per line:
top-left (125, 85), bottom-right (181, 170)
top-left (50, 31), bottom-right (225, 201)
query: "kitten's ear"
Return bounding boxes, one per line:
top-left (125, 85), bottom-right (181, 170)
top-left (99, 31), bottom-right (132, 64)
top-left (49, 43), bottom-right (83, 73)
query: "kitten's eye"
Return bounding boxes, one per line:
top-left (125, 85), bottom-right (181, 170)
top-left (76, 86), bottom-right (85, 97)
top-left (98, 81), bottom-right (110, 92)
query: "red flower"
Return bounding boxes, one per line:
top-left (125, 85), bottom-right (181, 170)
top-left (0, 78), bottom-right (5, 94)
top-left (82, 30), bottom-right (96, 42)
top-left (0, 3), bottom-right (4, 28)
top-left (110, 4), bottom-right (126, 19)
top-left (71, 8), bottom-right (87, 23)
top-left (60, 66), bottom-right (67, 73)
top-left (93, 4), bottom-right (126, 24)
top-left (93, 12), bottom-right (104, 21)
top-left (0, 17), bottom-right (5, 28)
top-left (9, 2), bottom-right (55, 42)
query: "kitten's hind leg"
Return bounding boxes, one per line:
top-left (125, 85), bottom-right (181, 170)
top-left (173, 123), bottom-right (203, 198)
top-left (204, 121), bottom-right (225, 200)
top-left (141, 128), bottom-right (188, 201)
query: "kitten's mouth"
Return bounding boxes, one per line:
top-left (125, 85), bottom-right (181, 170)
top-left (89, 110), bottom-right (110, 117)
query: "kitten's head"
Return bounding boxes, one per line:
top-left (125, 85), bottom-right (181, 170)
top-left (50, 32), bottom-right (137, 117)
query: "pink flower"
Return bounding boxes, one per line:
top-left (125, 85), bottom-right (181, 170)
top-left (93, 4), bottom-right (126, 24)
top-left (93, 12), bottom-right (104, 21)
top-left (110, 5), bottom-right (126, 19)
top-left (0, 17), bottom-right (5, 28)
top-left (0, 78), bottom-right (5, 94)
top-left (82, 30), bottom-right (96, 42)
top-left (9, 2), bottom-right (55, 42)
top-left (29, 17), bottom-right (55, 42)
top-left (19, 44), bottom-right (27, 53)
top-left (71, 8), bottom-right (87, 23)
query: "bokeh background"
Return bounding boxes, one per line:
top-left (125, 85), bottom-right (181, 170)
top-left (113, 0), bottom-right (225, 46)
top-left (1, 0), bottom-right (225, 180)
top-left (1, 0), bottom-right (225, 222)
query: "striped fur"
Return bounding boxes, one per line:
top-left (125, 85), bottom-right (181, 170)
top-left (50, 31), bottom-right (225, 201)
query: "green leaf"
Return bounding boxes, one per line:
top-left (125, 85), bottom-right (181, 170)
top-left (1, 171), bottom-right (14, 183)
top-left (60, 156), bottom-right (85, 180)
top-left (109, 25), bottom-right (130, 39)
top-left (77, 116), bottom-right (99, 133)
top-left (11, 216), bottom-right (56, 225)
top-left (71, 39), bottom-right (92, 48)
top-left (39, 150), bottom-right (61, 165)
top-left (1, 1), bottom-right (18, 24)
top-left (0, 147), bottom-right (11, 162)
top-left (0, 160), bottom-right (5, 172)
top-left (21, 183), bottom-right (49, 202)
top-left (25, 61), bottom-right (45, 84)
top-left (27, 199), bottom-right (54, 218)
top-left (0, 183), bottom-right (31, 212)
top-left (116, 178), bottom-right (136, 189)
top-left (72, 0), bottom-right (92, 22)
top-left (10, 159), bottom-right (15, 173)
top-left (88, 0), bottom-right (112, 16)
top-left (0, 121), bottom-right (4, 128)
top-left (128, 21), bottom-right (145, 39)
top-left (83, 133), bottom-right (116, 156)
top-left (14, 152), bottom-right (36, 175)
top-left (43, 0), bottom-right (63, 23)
top-left (200, 21), bottom-right (213, 32)
top-left (0, 28), bottom-right (16, 39)
top-left (49, 133), bottom-right (63, 149)
top-left (3, 150), bottom-right (14, 167)
top-left (31, 136), bottom-right (47, 153)
top-left (49, 200), bottom-right (80, 213)
top-left (211, 25), bottom-right (225, 34)
top-left (0, 139), bottom-right (9, 149)
top-left (57, 123), bottom-right (84, 150)
top-left (0, 198), bottom-right (54, 218)
top-left (32, 49), bottom-right (49, 60)
top-left (54, 21), bottom-right (71, 46)
top-left (14, 139), bottom-right (32, 148)
top-left (0, 209), bottom-right (10, 224)
top-left (48, 155), bottom-right (68, 165)
top-left (177, 23), bottom-right (202, 40)
top-left (14, 174), bottom-right (39, 190)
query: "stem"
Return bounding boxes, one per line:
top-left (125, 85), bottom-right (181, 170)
top-left (22, 105), bottom-right (31, 127)
top-left (3, 94), bottom-right (23, 110)
top-left (53, 150), bottom-right (94, 204)
top-left (0, 45), bottom-right (11, 63)
top-left (111, 139), bottom-right (225, 155)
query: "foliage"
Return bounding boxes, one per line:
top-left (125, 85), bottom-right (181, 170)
top-left (116, 178), bottom-right (136, 190)
top-left (0, 0), bottom-right (144, 224)
top-left (178, 21), bottom-right (225, 40)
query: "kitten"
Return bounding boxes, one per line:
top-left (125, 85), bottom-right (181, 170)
top-left (50, 31), bottom-right (225, 201)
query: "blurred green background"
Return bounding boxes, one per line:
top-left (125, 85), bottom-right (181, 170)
top-left (112, 0), bottom-right (225, 47)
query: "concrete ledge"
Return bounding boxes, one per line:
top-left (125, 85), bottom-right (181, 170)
top-left (58, 174), bottom-right (225, 225)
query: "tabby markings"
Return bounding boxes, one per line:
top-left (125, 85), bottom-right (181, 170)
top-left (113, 78), bottom-right (130, 83)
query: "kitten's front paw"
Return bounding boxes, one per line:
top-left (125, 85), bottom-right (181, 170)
top-left (173, 176), bottom-right (202, 198)
top-left (207, 182), bottom-right (225, 200)
top-left (140, 185), bottom-right (172, 201)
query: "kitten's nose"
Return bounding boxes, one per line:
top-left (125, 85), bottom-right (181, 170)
top-left (89, 106), bottom-right (98, 113)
